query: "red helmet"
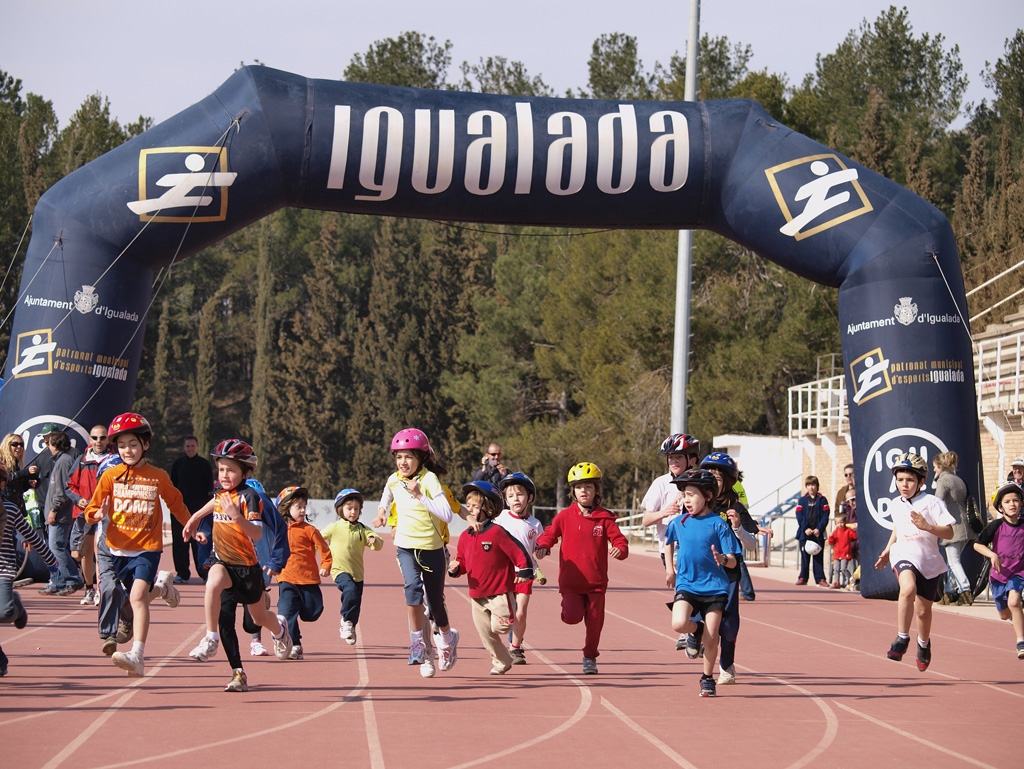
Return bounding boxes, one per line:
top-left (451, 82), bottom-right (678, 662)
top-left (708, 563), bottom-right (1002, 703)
top-left (390, 428), bottom-right (431, 453)
top-left (211, 438), bottom-right (258, 469)
top-left (659, 433), bottom-right (700, 456)
top-left (108, 412), bottom-right (153, 441)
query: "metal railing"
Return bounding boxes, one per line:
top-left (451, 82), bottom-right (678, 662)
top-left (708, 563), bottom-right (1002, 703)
top-left (976, 329), bottom-right (1024, 416)
top-left (788, 374), bottom-right (849, 438)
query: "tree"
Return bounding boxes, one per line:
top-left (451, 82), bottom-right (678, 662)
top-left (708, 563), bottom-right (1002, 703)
top-left (344, 31), bottom-right (453, 89)
top-left (586, 33), bottom-right (657, 100)
top-left (460, 56), bottom-right (553, 97)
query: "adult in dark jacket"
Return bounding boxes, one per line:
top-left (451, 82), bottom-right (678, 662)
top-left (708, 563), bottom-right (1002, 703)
top-left (169, 436), bottom-right (214, 582)
top-left (41, 431), bottom-right (83, 595)
top-left (0, 433), bottom-right (39, 513)
top-left (794, 475), bottom-right (830, 587)
top-left (470, 442), bottom-right (509, 486)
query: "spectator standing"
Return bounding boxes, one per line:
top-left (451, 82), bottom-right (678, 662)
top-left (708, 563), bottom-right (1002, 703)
top-left (0, 433), bottom-right (38, 511)
top-left (40, 431), bottom-right (83, 595)
top-left (834, 464), bottom-right (855, 520)
top-left (471, 443), bottom-right (509, 486)
top-left (170, 436), bottom-right (214, 583)
top-left (932, 451), bottom-right (975, 605)
top-left (1009, 457), bottom-right (1024, 485)
top-left (66, 426), bottom-right (112, 605)
top-left (795, 476), bottom-right (830, 587)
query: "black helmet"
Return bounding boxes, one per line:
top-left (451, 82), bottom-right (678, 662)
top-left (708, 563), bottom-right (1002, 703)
top-left (670, 468), bottom-right (719, 498)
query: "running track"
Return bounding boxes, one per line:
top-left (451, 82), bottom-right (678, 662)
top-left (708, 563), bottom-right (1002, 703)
top-left (2, 540), bottom-right (1018, 769)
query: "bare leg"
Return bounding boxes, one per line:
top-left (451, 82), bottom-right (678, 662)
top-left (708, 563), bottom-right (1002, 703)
top-left (204, 565), bottom-right (231, 633)
top-left (511, 592), bottom-right (531, 647)
top-left (895, 569), bottom-right (918, 635)
top-left (702, 610), bottom-right (723, 677)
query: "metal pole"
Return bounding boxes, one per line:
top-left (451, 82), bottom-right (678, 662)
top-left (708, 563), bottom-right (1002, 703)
top-left (670, 0), bottom-right (700, 434)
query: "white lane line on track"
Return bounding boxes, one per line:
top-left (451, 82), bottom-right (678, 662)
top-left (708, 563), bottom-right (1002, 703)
top-left (742, 615), bottom-right (1024, 700)
top-left (599, 697), bottom-right (700, 769)
top-left (0, 606), bottom-right (87, 644)
top-left (831, 700), bottom-right (999, 769)
top-left (441, 587), bottom-right (593, 769)
top-left (359, 648), bottom-right (386, 769)
top-left (0, 625), bottom-right (206, 728)
top-left (38, 626), bottom-right (205, 769)
top-left (605, 609), bottom-right (838, 769)
top-left (84, 636), bottom-right (374, 769)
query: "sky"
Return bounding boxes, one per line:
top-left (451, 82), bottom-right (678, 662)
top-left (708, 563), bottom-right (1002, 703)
top-left (2, 1), bottom-right (1021, 130)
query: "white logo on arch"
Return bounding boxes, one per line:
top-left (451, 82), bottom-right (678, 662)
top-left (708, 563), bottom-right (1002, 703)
top-left (862, 427), bottom-right (948, 530)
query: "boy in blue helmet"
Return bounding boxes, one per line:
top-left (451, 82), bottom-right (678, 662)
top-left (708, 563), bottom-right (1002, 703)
top-left (449, 480), bottom-right (532, 675)
top-left (322, 488), bottom-right (383, 645)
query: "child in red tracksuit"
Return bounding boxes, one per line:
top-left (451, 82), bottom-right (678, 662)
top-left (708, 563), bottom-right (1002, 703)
top-left (535, 462), bottom-right (628, 675)
top-left (827, 512), bottom-right (858, 589)
top-left (448, 481), bottom-right (533, 675)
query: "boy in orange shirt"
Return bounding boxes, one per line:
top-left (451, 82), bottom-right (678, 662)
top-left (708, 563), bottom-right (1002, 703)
top-left (183, 439), bottom-right (292, 692)
top-left (84, 413), bottom-right (191, 678)
top-left (275, 485), bottom-right (332, 660)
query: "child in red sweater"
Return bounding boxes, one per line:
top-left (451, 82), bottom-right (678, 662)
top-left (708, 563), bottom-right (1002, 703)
top-left (534, 462), bottom-right (628, 675)
top-left (827, 512), bottom-right (857, 589)
top-left (448, 481), bottom-right (532, 675)
top-left (276, 486), bottom-right (332, 660)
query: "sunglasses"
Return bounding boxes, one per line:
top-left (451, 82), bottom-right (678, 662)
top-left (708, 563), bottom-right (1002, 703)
top-left (487, 452), bottom-right (501, 457)
top-left (91, 435), bottom-right (108, 440)
top-left (844, 473), bottom-right (854, 477)
top-left (10, 442), bottom-right (23, 448)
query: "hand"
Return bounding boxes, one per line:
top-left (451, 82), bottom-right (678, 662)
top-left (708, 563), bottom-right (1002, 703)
top-left (874, 550), bottom-right (890, 570)
top-left (182, 514), bottom-right (199, 541)
top-left (367, 533), bottom-right (380, 547)
top-left (711, 544), bottom-right (726, 566)
top-left (404, 477), bottom-right (420, 497)
top-left (448, 560), bottom-right (460, 573)
top-left (467, 515), bottom-right (483, 534)
top-left (513, 575), bottom-right (527, 584)
top-left (989, 553), bottom-right (1002, 574)
top-left (609, 546), bottom-right (624, 559)
top-left (804, 528), bottom-right (813, 536)
top-left (46, 511), bottom-right (57, 525)
top-left (76, 498), bottom-right (87, 510)
top-left (28, 465), bottom-right (38, 474)
top-left (372, 508), bottom-right (387, 528)
top-left (726, 508), bottom-right (740, 527)
top-left (87, 497), bottom-right (110, 523)
top-left (659, 499), bottom-right (681, 520)
top-left (665, 571), bottom-right (674, 588)
top-left (319, 568), bottom-right (330, 577)
top-left (194, 531), bottom-right (208, 545)
top-left (909, 510), bottom-right (929, 531)
top-left (812, 528), bottom-right (820, 537)
top-left (534, 547), bottom-right (549, 560)
top-left (219, 492), bottom-right (242, 523)
top-left (758, 526), bottom-right (774, 539)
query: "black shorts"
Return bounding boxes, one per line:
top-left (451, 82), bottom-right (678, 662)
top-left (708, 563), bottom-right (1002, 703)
top-left (211, 556), bottom-right (265, 606)
top-left (892, 561), bottom-right (942, 603)
top-left (673, 590), bottom-right (728, 616)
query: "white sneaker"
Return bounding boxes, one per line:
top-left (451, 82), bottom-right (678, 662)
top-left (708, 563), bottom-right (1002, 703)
top-left (154, 571), bottom-right (179, 608)
top-left (80, 588), bottom-right (96, 606)
top-left (340, 620), bottom-right (356, 645)
top-left (250, 639), bottom-right (268, 656)
top-left (272, 615), bottom-right (293, 660)
top-left (717, 664), bottom-right (736, 685)
top-left (190, 635), bottom-right (219, 662)
top-left (407, 638), bottom-right (426, 665)
top-left (289, 644), bottom-right (303, 660)
top-left (420, 650), bottom-right (436, 678)
top-left (111, 650), bottom-right (145, 677)
top-left (91, 589), bottom-right (100, 606)
top-left (437, 628), bottom-right (459, 672)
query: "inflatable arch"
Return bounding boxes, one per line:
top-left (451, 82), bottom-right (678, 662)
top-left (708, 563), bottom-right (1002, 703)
top-left (1, 65), bottom-right (983, 598)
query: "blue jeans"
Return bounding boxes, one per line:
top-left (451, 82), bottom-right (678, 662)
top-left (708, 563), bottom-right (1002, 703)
top-left (48, 520), bottom-right (81, 589)
top-left (738, 560), bottom-right (756, 600)
top-left (277, 582), bottom-right (324, 645)
top-left (334, 573), bottom-right (365, 625)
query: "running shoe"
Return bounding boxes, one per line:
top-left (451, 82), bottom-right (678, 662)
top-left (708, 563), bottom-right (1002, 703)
top-left (111, 650), bottom-right (145, 677)
top-left (13, 595), bottom-right (27, 629)
top-left (685, 622), bottom-right (705, 660)
top-left (289, 644), bottom-right (303, 660)
top-left (490, 664), bottom-right (510, 675)
top-left (676, 634), bottom-right (689, 651)
top-left (509, 647), bottom-right (526, 665)
top-left (190, 635), bottom-right (219, 662)
top-left (38, 584), bottom-right (59, 595)
top-left (408, 638), bottom-right (427, 665)
top-left (272, 615), bottom-right (293, 660)
top-left (102, 637), bottom-right (117, 656)
top-left (250, 639), bottom-right (268, 656)
top-left (1017, 641), bottom-right (1024, 660)
top-left (340, 620), bottom-right (356, 645)
top-left (115, 619), bottom-right (133, 644)
top-left (699, 675), bottom-right (716, 697)
top-left (717, 665), bottom-right (736, 685)
top-left (438, 628), bottom-right (459, 672)
top-left (225, 668), bottom-right (248, 692)
top-left (916, 641), bottom-right (931, 672)
top-left (80, 588), bottom-right (96, 606)
top-left (154, 570), bottom-right (179, 608)
top-left (582, 657), bottom-right (598, 675)
top-left (887, 635), bottom-right (910, 661)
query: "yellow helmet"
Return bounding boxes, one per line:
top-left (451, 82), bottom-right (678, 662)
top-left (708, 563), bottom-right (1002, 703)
top-left (567, 462), bottom-right (602, 484)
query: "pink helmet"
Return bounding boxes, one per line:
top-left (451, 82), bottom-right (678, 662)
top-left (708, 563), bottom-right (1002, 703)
top-left (390, 428), bottom-right (431, 453)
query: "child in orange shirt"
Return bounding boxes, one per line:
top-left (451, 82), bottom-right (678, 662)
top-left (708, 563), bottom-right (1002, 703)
top-left (83, 412), bottom-right (191, 678)
top-left (276, 486), bottom-right (332, 660)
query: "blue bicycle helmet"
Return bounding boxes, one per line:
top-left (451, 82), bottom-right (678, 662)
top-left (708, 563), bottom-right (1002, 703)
top-left (700, 451), bottom-right (739, 482)
top-left (334, 488), bottom-right (364, 509)
top-left (96, 453), bottom-right (124, 480)
top-left (462, 480), bottom-right (503, 510)
top-left (498, 471), bottom-right (536, 499)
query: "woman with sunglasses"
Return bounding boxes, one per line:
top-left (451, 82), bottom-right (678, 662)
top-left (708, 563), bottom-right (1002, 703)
top-left (0, 433), bottom-right (39, 514)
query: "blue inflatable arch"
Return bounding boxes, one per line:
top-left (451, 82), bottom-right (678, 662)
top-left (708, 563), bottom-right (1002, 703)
top-left (1, 66), bottom-right (983, 598)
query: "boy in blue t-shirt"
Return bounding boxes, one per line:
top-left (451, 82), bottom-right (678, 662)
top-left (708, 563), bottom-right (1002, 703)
top-left (664, 468), bottom-right (740, 698)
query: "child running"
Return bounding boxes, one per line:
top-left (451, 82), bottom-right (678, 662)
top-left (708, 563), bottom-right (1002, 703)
top-left (183, 439), bottom-right (292, 692)
top-left (664, 468), bottom-right (741, 698)
top-left (972, 482), bottom-right (1024, 658)
top-left (0, 463), bottom-right (58, 676)
top-left (83, 413), bottom-right (190, 677)
top-left (535, 462), bottom-right (628, 675)
top-left (322, 488), bottom-right (383, 645)
top-left (276, 485), bottom-right (332, 660)
top-left (495, 472), bottom-right (544, 664)
top-left (874, 452), bottom-right (955, 671)
top-left (371, 428), bottom-right (460, 677)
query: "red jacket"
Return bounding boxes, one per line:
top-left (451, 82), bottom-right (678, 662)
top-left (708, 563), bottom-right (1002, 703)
top-left (827, 526), bottom-right (858, 560)
top-left (451, 520), bottom-right (532, 599)
top-left (536, 502), bottom-right (628, 594)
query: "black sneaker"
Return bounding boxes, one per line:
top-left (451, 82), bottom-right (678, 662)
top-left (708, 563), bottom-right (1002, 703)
top-left (1017, 641), bottom-right (1024, 660)
top-left (916, 641), bottom-right (931, 672)
top-left (13, 594), bottom-right (27, 629)
top-left (686, 621), bottom-right (706, 659)
top-left (887, 636), bottom-right (910, 661)
top-left (509, 647), bottom-right (526, 665)
top-left (699, 674), bottom-right (716, 697)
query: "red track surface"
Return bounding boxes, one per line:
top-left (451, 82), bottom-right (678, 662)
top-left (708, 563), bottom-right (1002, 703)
top-left (2, 541), bottom-right (1019, 769)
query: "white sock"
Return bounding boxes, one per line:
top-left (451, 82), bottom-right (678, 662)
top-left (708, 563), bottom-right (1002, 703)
top-left (437, 630), bottom-right (452, 649)
top-left (410, 629), bottom-right (424, 644)
top-left (207, 631), bottom-right (220, 642)
top-left (918, 637), bottom-right (930, 648)
top-left (132, 641), bottom-right (145, 658)
top-left (897, 632), bottom-right (910, 640)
